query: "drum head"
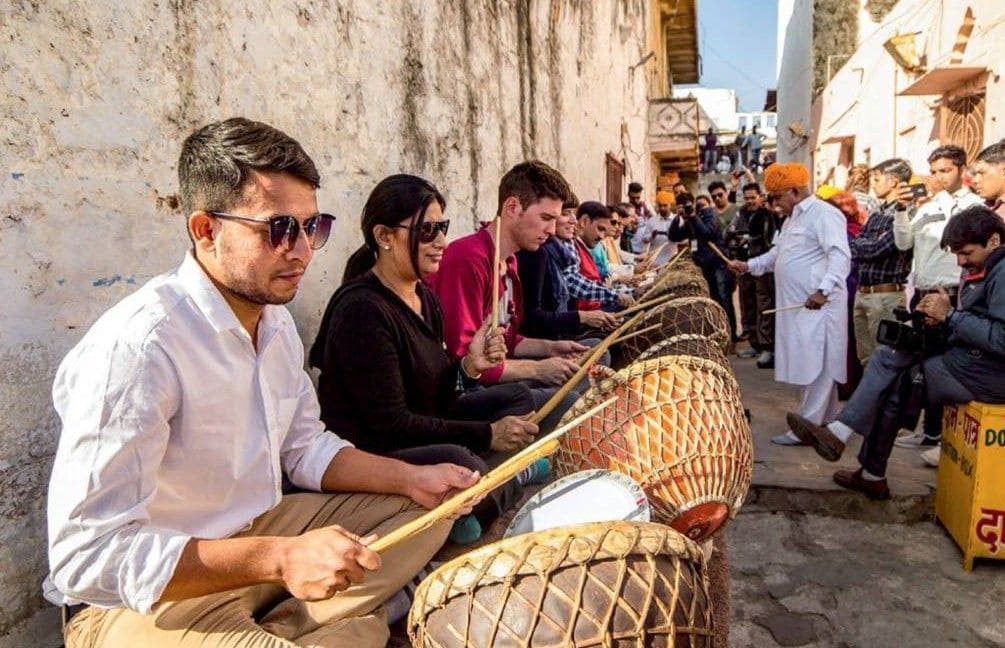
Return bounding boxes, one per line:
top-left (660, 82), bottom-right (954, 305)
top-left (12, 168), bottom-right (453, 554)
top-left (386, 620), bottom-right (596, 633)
top-left (504, 469), bottom-right (650, 538)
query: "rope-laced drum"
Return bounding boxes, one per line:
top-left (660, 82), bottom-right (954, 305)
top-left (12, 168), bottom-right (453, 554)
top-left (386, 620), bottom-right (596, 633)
top-left (643, 271), bottom-right (709, 302)
top-left (636, 334), bottom-right (730, 370)
top-left (617, 297), bottom-right (731, 366)
top-left (408, 521), bottom-right (713, 647)
top-left (554, 356), bottom-right (753, 542)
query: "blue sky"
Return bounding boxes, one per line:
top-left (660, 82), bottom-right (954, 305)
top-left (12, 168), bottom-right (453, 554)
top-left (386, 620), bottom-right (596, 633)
top-left (695, 0), bottom-right (778, 112)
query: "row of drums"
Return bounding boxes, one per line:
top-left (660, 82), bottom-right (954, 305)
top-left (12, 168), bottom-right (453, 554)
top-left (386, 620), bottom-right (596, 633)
top-left (410, 259), bottom-right (753, 647)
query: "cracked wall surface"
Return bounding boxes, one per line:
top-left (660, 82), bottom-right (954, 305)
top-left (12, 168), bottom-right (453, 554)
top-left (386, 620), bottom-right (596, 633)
top-left (1, 0), bottom-right (653, 634)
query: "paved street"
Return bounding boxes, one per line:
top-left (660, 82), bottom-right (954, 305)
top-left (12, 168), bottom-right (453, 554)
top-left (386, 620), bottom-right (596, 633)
top-left (730, 352), bottom-right (1005, 647)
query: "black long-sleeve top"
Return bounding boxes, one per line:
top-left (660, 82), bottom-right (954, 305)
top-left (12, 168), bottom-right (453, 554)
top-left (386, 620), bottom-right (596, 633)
top-left (309, 272), bottom-right (491, 453)
top-left (516, 246), bottom-right (582, 340)
top-left (668, 206), bottom-right (728, 270)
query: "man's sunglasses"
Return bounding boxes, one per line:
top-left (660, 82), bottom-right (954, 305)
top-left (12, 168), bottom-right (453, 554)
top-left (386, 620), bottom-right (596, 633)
top-left (209, 211), bottom-right (335, 250)
top-left (393, 219), bottom-right (450, 243)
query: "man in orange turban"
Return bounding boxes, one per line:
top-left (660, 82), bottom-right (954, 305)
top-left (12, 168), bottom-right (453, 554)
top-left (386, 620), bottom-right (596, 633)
top-left (727, 161), bottom-right (852, 447)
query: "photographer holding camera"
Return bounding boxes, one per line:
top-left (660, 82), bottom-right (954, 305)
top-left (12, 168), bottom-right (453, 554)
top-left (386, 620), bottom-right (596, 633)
top-left (669, 191), bottom-right (737, 342)
top-left (787, 205), bottom-right (1005, 498)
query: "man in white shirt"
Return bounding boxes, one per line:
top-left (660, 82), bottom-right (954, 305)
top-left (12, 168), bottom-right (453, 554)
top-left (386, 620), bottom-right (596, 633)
top-left (728, 163), bottom-right (851, 446)
top-left (48, 118), bottom-right (478, 648)
top-left (892, 144), bottom-right (982, 448)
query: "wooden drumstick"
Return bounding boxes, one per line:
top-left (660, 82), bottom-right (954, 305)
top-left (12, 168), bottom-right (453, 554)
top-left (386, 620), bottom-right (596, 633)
top-left (490, 218), bottom-right (502, 330)
top-left (707, 241), bottom-right (732, 266)
top-left (369, 397), bottom-right (617, 553)
top-left (763, 301), bottom-right (828, 315)
top-left (639, 247), bottom-right (689, 300)
top-left (617, 292), bottom-right (674, 318)
top-left (528, 309), bottom-right (647, 425)
top-left (612, 323), bottom-right (661, 343)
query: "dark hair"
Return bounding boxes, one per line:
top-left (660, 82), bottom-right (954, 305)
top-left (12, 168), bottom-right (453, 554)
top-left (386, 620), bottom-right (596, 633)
top-left (610, 203), bottom-right (630, 219)
top-left (676, 191), bottom-right (695, 205)
top-left (870, 158), bottom-right (913, 183)
top-left (941, 205), bottom-right (1005, 250)
top-left (707, 180), bottom-right (727, 193)
top-left (497, 160), bottom-right (572, 216)
top-left (976, 141), bottom-right (1005, 165)
top-left (563, 190), bottom-right (581, 210)
top-left (576, 201), bottom-right (611, 221)
top-left (742, 182), bottom-right (762, 194)
top-left (178, 117), bottom-right (320, 216)
top-left (672, 180), bottom-right (687, 189)
top-left (342, 174), bottom-right (446, 284)
top-left (628, 181), bottom-right (644, 194)
top-left (928, 144), bottom-right (967, 168)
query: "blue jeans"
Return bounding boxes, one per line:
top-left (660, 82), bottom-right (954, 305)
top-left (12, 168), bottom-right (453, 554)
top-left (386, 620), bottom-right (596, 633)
top-left (703, 265), bottom-right (737, 341)
top-left (838, 346), bottom-right (976, 476)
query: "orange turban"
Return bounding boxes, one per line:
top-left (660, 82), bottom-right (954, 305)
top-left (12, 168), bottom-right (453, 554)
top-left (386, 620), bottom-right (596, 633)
top-left (656, 190), bottom-right (675, 206)
top-left (764, 162), bottom-right (810, 192)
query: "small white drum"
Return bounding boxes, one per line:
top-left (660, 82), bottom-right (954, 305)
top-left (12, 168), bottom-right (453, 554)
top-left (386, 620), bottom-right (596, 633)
top-left (503, 469), bottom-right (650, 538)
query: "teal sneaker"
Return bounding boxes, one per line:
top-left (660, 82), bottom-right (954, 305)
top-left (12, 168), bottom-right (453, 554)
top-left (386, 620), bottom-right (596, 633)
top-left (448, 515), bottom-right (483, 545)
top-left (517, 457), bottom-right (551, 486)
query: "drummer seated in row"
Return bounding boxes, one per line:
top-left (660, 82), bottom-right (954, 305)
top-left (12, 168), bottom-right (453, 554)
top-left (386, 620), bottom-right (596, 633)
top-left (47, 118), bottom-right (477, 648)
top-left (427, 161), bottom-right (595, 434)
top-left (566, 201), bottom-right (637, 312)
top-left (309, 174), bottom-right (542, 545)
top-left (518, 195), bottom-right (624, 340)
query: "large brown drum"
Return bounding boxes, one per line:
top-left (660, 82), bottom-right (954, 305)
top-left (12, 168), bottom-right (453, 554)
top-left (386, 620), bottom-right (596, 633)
top-left (408, 521), bottom-right (713, 647)
top-left (617, 297), bottom-right (730, 367)
top-left (554, 356), bottom-right (753, 542)
top-left (642, 271), bottom-right (709, 302)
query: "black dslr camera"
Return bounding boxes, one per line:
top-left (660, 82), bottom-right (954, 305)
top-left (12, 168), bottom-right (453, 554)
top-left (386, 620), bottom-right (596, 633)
top-left (876, 306), bottom-right (946, 355)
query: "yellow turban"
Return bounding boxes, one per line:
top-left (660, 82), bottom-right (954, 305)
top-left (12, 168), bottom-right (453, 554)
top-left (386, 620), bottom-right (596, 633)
top-left (815, 184), bottom-right (841, 200)
top-left (656, 190), bottom-right (675, 206)
top-left (764, 162), bottom-right (810, 192)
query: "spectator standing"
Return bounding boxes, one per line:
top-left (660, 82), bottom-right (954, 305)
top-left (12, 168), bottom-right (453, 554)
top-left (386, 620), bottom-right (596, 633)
top-left (703, 127), bottom-right (719, 173)
top-left (845, 163), bottom-right (879, 215)
top-left (727, 163), bottom-right (851, 447)
top-left (734, 126), bottom-right (749, 170)
top-left (709, 180), bottom-right (739, 231)
top-left (970, 141), bottom-right (1005, 219)
top-left (850, 159), bottom-right (914, 366)
top-left (748, 125), bottom-right (766, 172)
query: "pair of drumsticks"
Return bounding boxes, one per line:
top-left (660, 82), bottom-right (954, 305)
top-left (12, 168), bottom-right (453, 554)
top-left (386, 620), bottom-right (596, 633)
top-left (705, 242), bottom-right (825, 315)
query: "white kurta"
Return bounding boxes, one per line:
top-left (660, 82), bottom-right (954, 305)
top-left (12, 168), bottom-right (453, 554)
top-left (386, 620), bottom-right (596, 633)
top-left (747, 196), bottom-right (851, 386)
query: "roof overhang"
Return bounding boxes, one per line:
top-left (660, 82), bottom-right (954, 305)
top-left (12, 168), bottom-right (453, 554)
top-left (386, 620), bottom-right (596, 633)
top-left (899, 67), bottom-right (987, 96)
top-left (820, 134), bottom-right (855, 145)
top-left (662, 0), bottom-right (700, 84)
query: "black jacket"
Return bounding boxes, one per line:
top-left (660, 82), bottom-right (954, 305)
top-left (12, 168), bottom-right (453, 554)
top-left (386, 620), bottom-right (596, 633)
top-left (516, 245), bottom-right (581, 340)
top-left (668, 206), bottom-right (727, 271)
top-left (943, 247), bottom-right (1005, 402)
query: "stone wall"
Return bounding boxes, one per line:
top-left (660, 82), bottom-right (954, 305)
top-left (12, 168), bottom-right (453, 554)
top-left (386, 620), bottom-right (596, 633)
top-left (0, 0), bottom-right (653, 638)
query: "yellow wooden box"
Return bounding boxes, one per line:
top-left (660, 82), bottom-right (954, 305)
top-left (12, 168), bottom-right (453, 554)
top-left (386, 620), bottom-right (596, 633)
top-left (935, 402), bottom-right (1005, 570)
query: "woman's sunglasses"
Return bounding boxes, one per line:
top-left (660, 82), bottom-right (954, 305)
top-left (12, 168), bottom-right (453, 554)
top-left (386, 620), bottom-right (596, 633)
top-left (209, 212), bottom-right (335, 250)
top-left (393, 219), bottom-right (450, 244)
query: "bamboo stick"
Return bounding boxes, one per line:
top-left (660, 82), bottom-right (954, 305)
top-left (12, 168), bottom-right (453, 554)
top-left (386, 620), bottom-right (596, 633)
top-left (528, 309), bottom-right (647, 425)
top-left (612, 322), bottom-right (661, 343)
top-left (707, 241), bottom-right (732, 266)
top-left (369, 397), bottom-right (617, 553)
top-left (762, 303), bottom-right (808, 315)
top-left (617, 292), bottom-right (675, 318)
top-left (490, 218), bottom-right (502, 329)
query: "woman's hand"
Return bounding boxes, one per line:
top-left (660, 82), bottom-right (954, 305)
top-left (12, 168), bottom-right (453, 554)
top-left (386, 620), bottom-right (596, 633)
top-left (465, 317), bottom-right (507, 374)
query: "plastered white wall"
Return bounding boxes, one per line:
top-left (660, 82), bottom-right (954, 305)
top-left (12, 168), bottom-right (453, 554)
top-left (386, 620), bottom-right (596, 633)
top-left (0, 0), bottom-right (653, 635)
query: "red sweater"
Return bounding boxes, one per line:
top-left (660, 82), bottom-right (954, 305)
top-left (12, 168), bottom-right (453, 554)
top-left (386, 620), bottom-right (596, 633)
top-left (427, 227), bottom-right (524, 384)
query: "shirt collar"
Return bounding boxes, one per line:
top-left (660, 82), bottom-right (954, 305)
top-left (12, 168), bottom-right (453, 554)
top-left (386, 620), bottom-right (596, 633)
top-left (176, 252), bottom-right (286, 337)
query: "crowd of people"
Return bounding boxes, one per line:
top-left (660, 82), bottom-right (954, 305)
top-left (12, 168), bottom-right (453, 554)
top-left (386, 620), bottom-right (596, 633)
top-left (41, 114), bottom-right (1005, 646)
top-left (721, 142), bottom-right (1005, 500)
top-left (702, 125), bottom-right (769, 174)
top-left (44, 117), bottom-right (731, 647)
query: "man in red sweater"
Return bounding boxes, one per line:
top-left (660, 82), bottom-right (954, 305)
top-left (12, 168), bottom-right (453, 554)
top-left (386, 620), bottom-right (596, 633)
top-left (428, 161), bottom-right (591, 429)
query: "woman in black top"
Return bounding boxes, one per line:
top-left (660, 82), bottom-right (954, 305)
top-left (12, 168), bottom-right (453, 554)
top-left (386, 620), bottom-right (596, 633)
top-left (310, 175), bottom-right (540, 541)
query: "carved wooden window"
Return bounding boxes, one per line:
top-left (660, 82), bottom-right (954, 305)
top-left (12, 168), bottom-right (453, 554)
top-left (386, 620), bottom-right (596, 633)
top-left (605, 154), bottom-right (626, 206)
top-left (941, 92), bottom-right (986, 162)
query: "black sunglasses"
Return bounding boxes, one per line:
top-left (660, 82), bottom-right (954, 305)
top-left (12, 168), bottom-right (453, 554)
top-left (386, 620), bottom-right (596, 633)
top-left (393, 219), bottom-right (450, 244)
top-left (209, 211), bottom-right (335, 250)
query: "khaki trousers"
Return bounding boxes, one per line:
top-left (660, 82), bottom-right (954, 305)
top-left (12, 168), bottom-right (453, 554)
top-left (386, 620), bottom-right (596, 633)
top-left (65, 493), bottom-right (450, 648)
top-left (853, 291), bottom-right (904, 366)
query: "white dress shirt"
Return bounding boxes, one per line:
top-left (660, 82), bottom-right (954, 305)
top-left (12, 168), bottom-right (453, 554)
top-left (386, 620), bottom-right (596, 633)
top-left (893, 187), bottom-right (983, 289)
top-left (46, 253), bottom-right (350, 613)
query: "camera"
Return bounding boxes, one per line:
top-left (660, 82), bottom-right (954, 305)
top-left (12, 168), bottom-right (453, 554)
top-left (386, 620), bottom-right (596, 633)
top-left (679, 203), bottom-right (695, 217)
top-left (907, 183), bottom-right (928, 199)
top-left (875, 306), bottom-right (946, 355)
